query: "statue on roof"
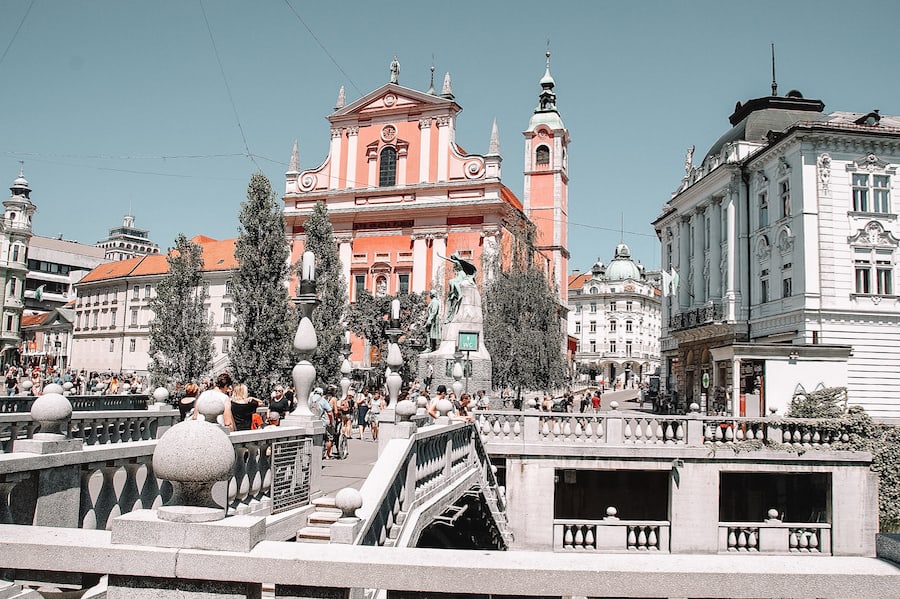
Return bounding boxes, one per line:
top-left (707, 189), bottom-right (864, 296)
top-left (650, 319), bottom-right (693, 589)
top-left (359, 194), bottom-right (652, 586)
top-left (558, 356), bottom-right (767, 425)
top-left (389, 56), bottom-right (400, 84)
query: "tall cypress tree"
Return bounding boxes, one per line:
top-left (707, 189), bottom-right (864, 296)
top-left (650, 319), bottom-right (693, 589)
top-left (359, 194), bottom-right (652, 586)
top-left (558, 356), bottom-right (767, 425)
top-left (148, 234), bottom-right (213, 388)
top-left (483, 243), bottom-right (567, 399)
top-left (299, 201), bottom-right (348, 387)
top-left (229, 173), bottom-right (296, 398)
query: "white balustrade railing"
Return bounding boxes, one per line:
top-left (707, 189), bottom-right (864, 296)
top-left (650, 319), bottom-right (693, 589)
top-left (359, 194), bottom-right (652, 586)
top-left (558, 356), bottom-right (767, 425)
top-left (719, 522), bottom-right (831, 554)
top-left (554, 518), bottom-right (670, 552)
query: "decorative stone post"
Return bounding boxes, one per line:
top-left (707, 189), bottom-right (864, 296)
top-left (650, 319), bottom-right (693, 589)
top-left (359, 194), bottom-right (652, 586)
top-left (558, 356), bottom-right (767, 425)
top-left (15, 390), bottom-right (82, 454)
top-left (288, 250), bottom-right (318, 420)
top-left (451, 351), bottom-right (464, 398)
top-left (339, 335), bottom-right (353, 402)
top-left (149, 386), bottom-right (174, 412)
top-left (384, 299), bottom-right (403, 407)
top-left (109, 398), bottom-right (266, 599)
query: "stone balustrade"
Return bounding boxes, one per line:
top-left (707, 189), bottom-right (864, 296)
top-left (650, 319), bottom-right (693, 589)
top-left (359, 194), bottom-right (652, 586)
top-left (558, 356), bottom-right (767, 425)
top-left (555, 517), bottom-right (670, 552)
top-left (0, 524), bottom-right (897, 599)
top-left (476, 410), bottom-right (860, 451)
top-left (356, 420), bottom-right (508, 548)
top-left (0, 410), bottom-right (178, 452)
top-left (0, 394), bottom-right (151, 413)
top-left (0, 425), bottom-right (316, 535)
top-left (720, 522), bottom-right (832, 554)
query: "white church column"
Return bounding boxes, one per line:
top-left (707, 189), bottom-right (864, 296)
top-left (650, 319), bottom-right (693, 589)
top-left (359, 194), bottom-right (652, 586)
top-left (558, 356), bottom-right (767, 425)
top-left (436, 116), bottom-right (450, 182)
top-left (328, 128), bottom-right (343, 189)
top-left (397, 145), bottom-right (408, 186)
top-left (692, 205), bottom-right (706, 306)
top-left (430, 232), bottom-right (448, 290)
top-left (678, 215), bottom-right (691, 310)
top-left (345, 126), bottom-right (358, 189)
top-left (709, 198), bottom-right (723, 300)
top-left (411, 233), bottom-right (429, 293)
top-left (335, 233), bottom-right (353, 289)
top-left (418, 118), bottom-right (432, 183)
top-left (367, 147), bottom-right (377, 187)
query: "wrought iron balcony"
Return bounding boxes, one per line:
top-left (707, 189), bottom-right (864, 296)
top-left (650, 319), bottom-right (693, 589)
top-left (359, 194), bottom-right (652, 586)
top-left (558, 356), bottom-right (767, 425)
top-left (668, 301), bottom-right (724, 331)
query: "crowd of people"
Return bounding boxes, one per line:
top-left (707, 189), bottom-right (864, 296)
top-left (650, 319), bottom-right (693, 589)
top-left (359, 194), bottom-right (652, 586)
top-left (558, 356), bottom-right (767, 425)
top-left (2, 365), bottom-right (149, 397)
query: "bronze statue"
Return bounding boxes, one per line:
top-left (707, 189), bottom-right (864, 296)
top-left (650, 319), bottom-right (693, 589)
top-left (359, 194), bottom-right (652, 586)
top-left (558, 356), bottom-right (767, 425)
top-left (440, 252), bottom-right (477, 324)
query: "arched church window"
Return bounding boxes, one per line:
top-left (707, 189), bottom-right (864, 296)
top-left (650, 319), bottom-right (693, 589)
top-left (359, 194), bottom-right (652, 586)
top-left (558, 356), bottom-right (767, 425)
top-left (535, 145), bottom-right (550, 166)
top-left (379, 146), bottom-right (397, 187)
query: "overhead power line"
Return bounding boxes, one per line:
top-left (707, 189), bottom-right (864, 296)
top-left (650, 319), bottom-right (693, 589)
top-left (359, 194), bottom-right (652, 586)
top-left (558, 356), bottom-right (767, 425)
top-left (0, 0), bottom-right (34, 70)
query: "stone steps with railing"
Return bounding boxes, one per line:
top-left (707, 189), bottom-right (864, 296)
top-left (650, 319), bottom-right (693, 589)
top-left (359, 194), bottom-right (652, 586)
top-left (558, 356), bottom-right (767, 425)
top-left (296, 496), bottom-right (342, 543)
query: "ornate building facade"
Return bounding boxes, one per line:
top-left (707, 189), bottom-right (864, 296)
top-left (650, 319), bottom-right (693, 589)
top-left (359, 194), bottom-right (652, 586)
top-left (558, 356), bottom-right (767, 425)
top-left (96, 214), bottom-right (160, 262)
top-left (654, 86), bottom-right (900, 421)
top-left (282, 57), bottom-right (569, 363)
top-left (70, 236), bottom-right (236, 377)
top-left (568, 243), bottom-right (661, 388)
top-left (1, 169), bottom-right (36, 367)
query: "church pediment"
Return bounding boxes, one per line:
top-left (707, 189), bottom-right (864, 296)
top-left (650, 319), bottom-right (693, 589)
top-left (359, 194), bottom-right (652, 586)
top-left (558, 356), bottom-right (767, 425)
top-left (330, 83), bottom-right (458, 121)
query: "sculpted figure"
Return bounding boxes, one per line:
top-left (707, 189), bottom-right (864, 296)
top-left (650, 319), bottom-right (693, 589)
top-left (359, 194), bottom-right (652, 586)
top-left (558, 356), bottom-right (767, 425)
top-left (440, 252), bottom-right (477, 324)
top-left (424, 289), bottom-right (442, 351)
top-left (389, 56), bottom-right (400, 84)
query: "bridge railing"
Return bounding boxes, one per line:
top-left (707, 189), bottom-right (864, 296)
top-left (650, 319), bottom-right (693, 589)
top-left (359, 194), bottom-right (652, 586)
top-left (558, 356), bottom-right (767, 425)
top-left (0, 409), bottom-right (178, 452)
top-left (0, 423), bottom-right (316, 537)
top-left (355, 419), bottom-right (508, 547)
top-left (0, 394), bottom-right (151, 413)
top-left (475, 409), bottom-right (859, 449)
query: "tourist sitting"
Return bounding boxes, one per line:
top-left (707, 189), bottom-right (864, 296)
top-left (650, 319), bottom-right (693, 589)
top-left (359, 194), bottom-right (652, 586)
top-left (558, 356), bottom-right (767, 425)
top-left (230, 383), bottom-right (263, 431)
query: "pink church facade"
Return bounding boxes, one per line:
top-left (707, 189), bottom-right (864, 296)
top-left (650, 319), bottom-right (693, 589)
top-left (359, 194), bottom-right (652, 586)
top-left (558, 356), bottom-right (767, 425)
top-left (282, 58), bottom-right (570, 361)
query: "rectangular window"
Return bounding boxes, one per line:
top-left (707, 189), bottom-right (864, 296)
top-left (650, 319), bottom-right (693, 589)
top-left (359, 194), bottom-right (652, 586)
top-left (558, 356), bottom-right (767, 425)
top-left (144, 284), bottom-right (151, 299)
top-left (852, 173), bottom-right (869, 212)
top-left (626, 301), bottom-right (633, 311)
top-left (109, 340), bottom-right (114, 353)
top-left (758, 192), bottom-right (768, 228)
top-left (92, 313), bottom-right (98, 328)
top-left (780, 180), bottom-right (791, 218)
top-left (626, 320), bottom-right (633, 333)
top-left (575, 322), bottom-right (581, 334)
top-left (873, 175), bottom-right (891, 213)
top-left (590, 302), bottom-right (597, 313)
top-left (129, 339), bottom-right (136, 352)
top-left (760, 269), bottom-right (769, 304)
top-left (609, 302), bottom-right (617, 311)
top-left (782, 277), bottom-right (792, 298)
top-left (109, 309), bottom-right (117, 327)
top-left (225, 279), bottom-right (233, 296)
top-left (223, 306), bottom-right (232, 326)
top-left (131, 309), bottom-right (138, 326)
top-left (589, 321), bottom-right (596, 333)
top-left (398, 273), bottom-right (410, 295)
top-left (589, 340), bottom-right (596, 353)
top-left (626, 342), bottom-right (632, 357)
top-left (856, 248), bottom-right (894, 295)
top-left (222, 338), bottom-right (230, 353)
top-left (609, 341), bottom-right (616, 354)
top-left (11, 246), bottom-right (18, 262)
top-left (132, 285), bottom-right (139, 299)
top-left (609, 320), bottom-right (617, 332)
top-left (354, 274), bottom-right (366, 301)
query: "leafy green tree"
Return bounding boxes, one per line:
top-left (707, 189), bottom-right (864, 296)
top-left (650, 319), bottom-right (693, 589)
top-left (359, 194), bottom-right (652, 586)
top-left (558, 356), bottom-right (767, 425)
top-left (229, 173), bottom-right (296, 398)
top-left (483, 245), bottom-right (567, 401)
top-left (148, 234), bottom-right (213, 388)
top-left (299, 201), bottom-right (348, 387)
top-left (346, 289), bottom-right (428, 385)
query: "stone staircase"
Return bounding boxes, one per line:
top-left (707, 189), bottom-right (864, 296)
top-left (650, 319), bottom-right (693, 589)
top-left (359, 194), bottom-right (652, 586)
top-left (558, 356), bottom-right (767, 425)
top-left (296, 496), bottom-right (342, 543)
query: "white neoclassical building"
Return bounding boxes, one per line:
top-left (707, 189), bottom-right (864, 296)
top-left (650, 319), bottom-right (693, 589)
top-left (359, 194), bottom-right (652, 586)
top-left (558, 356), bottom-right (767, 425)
top-left (567, 242), bottom-right (661, 388)
top-left (70, 236), bottom-right (236, 377)
top-left (653, 85), bottom-right (900, 422)
top-left (0, 168), bottom-right (36, 367)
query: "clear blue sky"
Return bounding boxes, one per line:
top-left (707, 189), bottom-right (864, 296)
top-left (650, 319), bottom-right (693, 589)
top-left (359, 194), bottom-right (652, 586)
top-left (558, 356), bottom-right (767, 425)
top-left (2, 1), bottom-right (899, 273)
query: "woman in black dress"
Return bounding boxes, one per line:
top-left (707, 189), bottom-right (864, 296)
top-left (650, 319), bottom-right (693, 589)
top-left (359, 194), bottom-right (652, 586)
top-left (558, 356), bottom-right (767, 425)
top-left (230, 383), bottom-right (263, 431)
top-left (178, 383), bottom-right (200, 421)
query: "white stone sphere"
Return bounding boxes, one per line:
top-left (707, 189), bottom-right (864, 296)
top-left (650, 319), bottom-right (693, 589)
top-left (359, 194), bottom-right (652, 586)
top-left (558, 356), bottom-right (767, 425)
top-left (62, 381), bottom-right (74, 391)
top-left (767, 508), bottom-right (780, 520)
top-left (153, 420), bottom-right (235, 483)
top-left (526, 398), bottom-right (537, 409)
top-left (436, 398), bottom-right (454, 416)
top-left (334, 487), bottom-right (363, 518)
top-left (20, 380), bottom-right (33, 392)
top-left (689, 402), bottom-right (700, 413)
top-left (43, 383), bottom-right (64, 395)
top-left (609, 401), bottom-right (619, 410)
top-left (153, 387), bottom-right (170, 404)
top-left (31, 392), bottom-right (72, 423)
top-left (395, 399), bottom-right (417, 421)
top-left (607, 506), bottom-right (618, 518)
top-left (196, 393), bottom-right (224, 421)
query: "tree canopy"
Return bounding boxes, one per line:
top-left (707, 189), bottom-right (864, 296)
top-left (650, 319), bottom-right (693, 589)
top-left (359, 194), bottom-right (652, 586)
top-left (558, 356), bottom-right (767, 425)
top-left (229, 173), bottom-right (296, 398)
top-left (148, 233), bottom-right (213, 388)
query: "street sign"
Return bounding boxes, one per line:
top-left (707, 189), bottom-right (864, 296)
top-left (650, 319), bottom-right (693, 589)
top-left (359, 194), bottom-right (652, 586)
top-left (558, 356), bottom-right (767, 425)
top-left (457, 331), bottom-right (479, 351)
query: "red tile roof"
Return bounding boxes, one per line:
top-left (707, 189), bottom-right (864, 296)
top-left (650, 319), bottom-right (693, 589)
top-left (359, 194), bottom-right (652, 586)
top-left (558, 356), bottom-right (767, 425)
top-left (21, 312), bottom-right (50, 327)
top-left (568, 272), bottom-right (590, 290)
top-left (500, 185), bottom-right (523, 211)
top-left (78, 237), bottom-right (238, 283)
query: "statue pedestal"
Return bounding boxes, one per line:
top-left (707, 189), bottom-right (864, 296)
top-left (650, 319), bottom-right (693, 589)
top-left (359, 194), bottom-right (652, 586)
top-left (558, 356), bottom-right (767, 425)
top-left (419, 282), bottom-right (492, 394)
